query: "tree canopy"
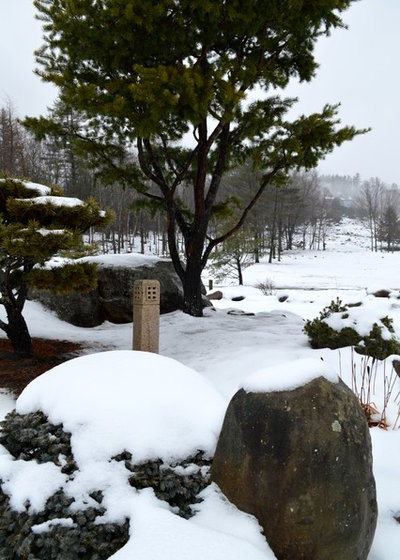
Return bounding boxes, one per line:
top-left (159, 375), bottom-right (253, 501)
top-left (26, 0), bottom-right (366, 315)
top-left (0, 178), bottom-right (111, 355)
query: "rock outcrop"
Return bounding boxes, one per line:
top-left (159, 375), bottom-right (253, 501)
top-left (29, 255), bottom-right (184, 326)
top-left (211, 376), bottom-right (377, 560)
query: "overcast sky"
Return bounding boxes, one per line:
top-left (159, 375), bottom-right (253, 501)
top-left (0, 0), bottom-right (399, 185)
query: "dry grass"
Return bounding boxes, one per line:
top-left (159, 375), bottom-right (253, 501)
top-left (341, 348), bottom-right (400, 430)
top-left (360, 402), bottom-right (389, 430)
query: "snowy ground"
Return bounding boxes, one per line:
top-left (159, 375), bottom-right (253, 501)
top-left (0, 218), bottom-right (399, 559)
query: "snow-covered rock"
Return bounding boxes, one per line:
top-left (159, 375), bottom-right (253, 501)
top-left (30, 255), bottom-right (184, 326)
top-left (212, 373), bottom-right (377, 560)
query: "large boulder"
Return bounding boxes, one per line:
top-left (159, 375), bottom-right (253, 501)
top-left (29, 255), bottom-right (184, 326)
top-left (95, 258), bottom-right (184, 322)
top-left (29, 289), bottom-right (103, 328)
top-left (211, 375), bottom-right (377, 560)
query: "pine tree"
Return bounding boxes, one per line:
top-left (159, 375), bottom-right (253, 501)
top-left (0, 178), bottom-right (111, 355)
top-left (209, 227), bottom-right (257, 286)
top-left (379, 203), bottom-right (400, 252)
top-left (26, 0), bottom-right (366, 316)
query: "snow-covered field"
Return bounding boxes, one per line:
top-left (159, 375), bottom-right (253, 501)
top-left (0, 218), bottom-right (399, 559)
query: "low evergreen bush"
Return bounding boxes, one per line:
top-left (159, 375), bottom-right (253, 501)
top-left (0, 411), bottom-right (129, 560)
top-left (304, 299), bottom-right (400, 360)
top-left (0, 411), bottom-right (211, 559)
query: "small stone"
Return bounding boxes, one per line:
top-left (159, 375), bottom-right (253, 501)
top-left (207, 290), bottom-right (223, 300)
top-left (231, 295), bottom-right (245, 302)
top-left (372, 289), bottom-right (391, 298)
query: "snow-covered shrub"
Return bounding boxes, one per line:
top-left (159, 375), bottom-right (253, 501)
top-left (304, 299), bottom-right (400, 360)
top-left (0, 351), bottom-right (226, 559)
top-left (114, 451), bottom-right (211, 519)
top-left (0, 412), bottom-right (211, 559)
top-left (0, 411), bottom-right (129, 560)
top-left (0, 488), bottom-right (129, 560)
top-left (0, 410), bottom-right (76, 473)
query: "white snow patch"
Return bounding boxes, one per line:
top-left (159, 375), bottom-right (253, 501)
top-left (242, 357), bottom-right (339, 393)
top-left (0, 391), bottom-right (16, 420)
top-left (16, 350), bottom-right (226, 464)
top-left (36, 228), bottom-right (68, 236)
top-left (31, 517), bottom-right (76, 534)
top-left (83, 252), bottom-right (166, 267)
top-left (22, 181), bottom-right (52, 196)
top-left (0, 455), bottom-right (66, 513)
top-left (108, 488), bottom-right (277, 560)
top-left (16, 196), bottom-right (84, 207)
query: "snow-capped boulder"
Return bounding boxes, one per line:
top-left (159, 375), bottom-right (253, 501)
top-left (211, 361), bottom-right (377, 560)
top-left (30, 254), bottom-right (184, 326)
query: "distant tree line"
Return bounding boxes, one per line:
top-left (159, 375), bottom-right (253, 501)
top-left (355, 178), bottom-right (400, 252)
top-left (1, 97), bottom-right (398, 292)
top-left (0, 101), bottom-right (339, 266)
top-left (0, 101), bottom-right (169, 256)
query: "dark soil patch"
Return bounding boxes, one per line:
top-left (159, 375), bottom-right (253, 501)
top-left (0, 338), bottom-right (83, 396)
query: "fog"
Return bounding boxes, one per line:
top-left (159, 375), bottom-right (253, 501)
top-left (1, 0), bottom-right (399, 185)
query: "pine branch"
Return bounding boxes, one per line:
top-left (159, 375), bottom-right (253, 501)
top-left (204, 123), bottom-right (231, 213)
top-left (202, 164), bottom-right (281, 268)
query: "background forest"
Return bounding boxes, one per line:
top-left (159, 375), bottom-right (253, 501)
top-left (2, 101), bottom-right (400, 277)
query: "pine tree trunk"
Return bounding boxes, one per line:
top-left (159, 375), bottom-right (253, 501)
top-left (182, 263), bottom-right (204, 317)
top-left (236, 258), bottom-right (243, 285)
top-left (254, 232), bottom-right (260, 263)
top-left (4, 306), bottom-right (33, 356)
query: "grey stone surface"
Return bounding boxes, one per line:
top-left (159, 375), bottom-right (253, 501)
top-left (30, 288), bottom-right (103, 328)
top-left (211, 376), bottom-right (377, 560)
top-left (372, 289), bottom-right (391, 298)
top-left (30, 260), bottom-right (184, 327)
top-left (207, 290), bottom-right (223, 300)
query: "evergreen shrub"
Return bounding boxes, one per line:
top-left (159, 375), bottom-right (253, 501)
top-left (0, 411), bottom-right (211, 559)
top-left (304, 299), bottom-right (400, 360)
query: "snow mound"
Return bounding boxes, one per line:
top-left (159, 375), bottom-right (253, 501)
top-left (242, 358), bottom-right (339, 393)
top-left (16, 351), bottom-right (226, 465)
top-left (83, 252), bottom-right (165, 267)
